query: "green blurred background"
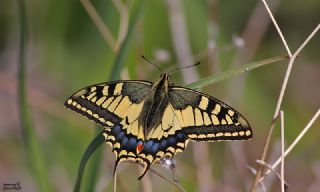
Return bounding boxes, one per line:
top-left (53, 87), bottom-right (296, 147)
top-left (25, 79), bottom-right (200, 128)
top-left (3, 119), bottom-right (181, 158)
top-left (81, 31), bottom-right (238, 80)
top-left (1, 0), bottom-right (319, 191)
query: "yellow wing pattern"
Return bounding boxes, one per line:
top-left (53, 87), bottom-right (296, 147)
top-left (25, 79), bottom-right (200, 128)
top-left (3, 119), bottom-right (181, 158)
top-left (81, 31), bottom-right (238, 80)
top-left (169, 87), bottom-right (252, 141)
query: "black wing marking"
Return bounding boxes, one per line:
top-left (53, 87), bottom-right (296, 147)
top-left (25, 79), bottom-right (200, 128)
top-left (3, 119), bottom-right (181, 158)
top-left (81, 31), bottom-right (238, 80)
top-left (169, 86), bottom-right (252, 141)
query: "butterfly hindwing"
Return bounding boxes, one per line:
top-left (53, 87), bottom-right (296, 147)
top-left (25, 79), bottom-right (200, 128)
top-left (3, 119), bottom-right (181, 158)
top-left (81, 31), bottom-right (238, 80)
top-left (169, 87), bottom-right (252, 141)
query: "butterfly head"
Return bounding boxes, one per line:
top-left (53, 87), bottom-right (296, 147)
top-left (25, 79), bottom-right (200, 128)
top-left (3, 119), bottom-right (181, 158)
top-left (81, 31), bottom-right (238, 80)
top-left (160, 72), bottom-right (171, 82)
top-left (153, 73), bottom-right (171, 93)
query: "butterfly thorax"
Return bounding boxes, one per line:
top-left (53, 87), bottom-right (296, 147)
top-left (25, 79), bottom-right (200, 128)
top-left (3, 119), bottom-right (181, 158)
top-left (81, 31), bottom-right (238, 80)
top-left (139, 73), bottom-right (170, 138)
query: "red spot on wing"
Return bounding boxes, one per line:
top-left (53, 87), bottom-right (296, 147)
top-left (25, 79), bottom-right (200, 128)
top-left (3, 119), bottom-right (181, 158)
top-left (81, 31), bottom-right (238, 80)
top-left (136, 141), bottom-right (144, 154)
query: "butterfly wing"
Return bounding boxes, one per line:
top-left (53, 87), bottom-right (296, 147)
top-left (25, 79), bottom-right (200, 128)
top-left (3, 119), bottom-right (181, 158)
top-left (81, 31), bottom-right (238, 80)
top-left (145, 103), bottom-right (190, 157)
top-left (169, 86), bottom-right (252, 141)
top-left (64, 80), bottom-right (154, 176)
top-left (132, 85), bottom-right (252, 179)
top-left (138, 86), bottom-right (252, 171)
top-left (64, 80), bottom-right (153, 129)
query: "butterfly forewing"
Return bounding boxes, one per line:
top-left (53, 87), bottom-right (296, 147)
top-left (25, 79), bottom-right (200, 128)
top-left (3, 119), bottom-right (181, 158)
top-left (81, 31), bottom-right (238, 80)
top-left (65, 80), bottom-right (152, 126)
top-left (169, 87), bottom-right (252, 141)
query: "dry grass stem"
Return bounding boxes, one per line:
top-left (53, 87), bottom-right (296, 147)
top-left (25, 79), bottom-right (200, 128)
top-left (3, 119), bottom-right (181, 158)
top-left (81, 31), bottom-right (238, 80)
top-left (260, 108), bottom-right (320, 181)
top-left (261, 0), bottom-right (292, 56)
top-left (256, 160), bottom-right (289, 189)
top-left (165, 0), bottom-right (198, 83)
top-left (280, 111), bottom-right (285, 192)
top-left (80, 0), bottom-right (116, 52)
top-left (134, 163), bottom-right (186, 192)
top-left (240, 0), bottom-right (281, 60)
top-left (112, 0), bottom-right (129, 49)
top-left (290, 23), bottom-right (320, 57)
top-left (113, 170), bottom-right (117, 192)
top-left (251, 21), bottom-right (320, 192)
top-left (250, 117), bottom-right (277, 191)
top-left (274, 22), bottom-right (320, 115)
top-left (166, 1), bottom-right (214, 191)
top-left (149, 168), bottom-right (185, 192)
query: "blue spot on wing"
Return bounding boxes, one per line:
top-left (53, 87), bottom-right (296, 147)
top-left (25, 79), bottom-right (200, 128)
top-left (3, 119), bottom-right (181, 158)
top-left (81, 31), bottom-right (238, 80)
top-left (111, 125), bottom-right (121, 135)
top-left (121, 137), bottom-right (129, 146)
top-left (167, 136), bottom-right (176, 146)
top-left (159, 139), bottom-right (167, 151)
top-left (116, 131), bottom-right (125, 141)
top-left (143, 140), bottom-right (154, 153)
top-left (127, 137), bottom-right (138, 152)
top-left (176, 132), bottom-right (185, 140)
top-left (106, 124), bottom-right (189, 164)
top-left (150, 143), bottom-right (160, 154)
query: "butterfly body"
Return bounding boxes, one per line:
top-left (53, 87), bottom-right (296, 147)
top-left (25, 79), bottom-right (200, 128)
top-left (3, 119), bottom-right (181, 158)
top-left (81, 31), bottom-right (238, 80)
top-left (65, 73), bottom-right (252, 179)
top-left (140, 73), bottom-right (170, 137)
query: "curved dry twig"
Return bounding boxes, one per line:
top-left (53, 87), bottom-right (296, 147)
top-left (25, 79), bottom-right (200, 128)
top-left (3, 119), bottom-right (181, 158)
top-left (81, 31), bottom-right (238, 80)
top-left (122, 161), bottom-right (187, 192)
top-left (259, 108), bottom-right (320, 182)
top-left (255, 160), bottom-right (289, 190)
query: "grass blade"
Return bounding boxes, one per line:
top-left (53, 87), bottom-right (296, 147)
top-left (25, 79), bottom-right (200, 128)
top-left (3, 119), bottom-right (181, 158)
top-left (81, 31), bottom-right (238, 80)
top-left (17, 0), bottom-right (52, 191)
top-left (73, 1), bottom-right (145, 191)
top-left (73, 134), bottom-right (104, 192)
top-left (83, 129), bottom-right (104, 192)
top-left (109, 0), bottom-right (145, 81)
top-left (186, 55), bottom-right (288, 89)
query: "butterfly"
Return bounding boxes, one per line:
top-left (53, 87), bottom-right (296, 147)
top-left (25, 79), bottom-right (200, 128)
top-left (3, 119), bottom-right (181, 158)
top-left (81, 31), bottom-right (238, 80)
top-left (64, 72), bottom-right (252, 179)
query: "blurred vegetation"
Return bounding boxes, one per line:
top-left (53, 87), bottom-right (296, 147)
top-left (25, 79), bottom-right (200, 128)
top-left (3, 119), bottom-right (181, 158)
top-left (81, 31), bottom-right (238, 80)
top-left (0, 0), bottom-right (319, 191)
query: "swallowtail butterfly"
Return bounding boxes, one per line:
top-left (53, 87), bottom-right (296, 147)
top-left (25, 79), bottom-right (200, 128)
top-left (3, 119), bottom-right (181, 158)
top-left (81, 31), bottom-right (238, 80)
top-left (65, 72), bottom-right (252, 179)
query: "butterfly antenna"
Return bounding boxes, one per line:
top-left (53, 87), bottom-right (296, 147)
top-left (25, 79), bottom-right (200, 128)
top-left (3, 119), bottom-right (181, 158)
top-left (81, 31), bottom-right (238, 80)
top-left (168, 62), bottom-right (200, 74)
top-left (141, 55), bottom-right (164, 73)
